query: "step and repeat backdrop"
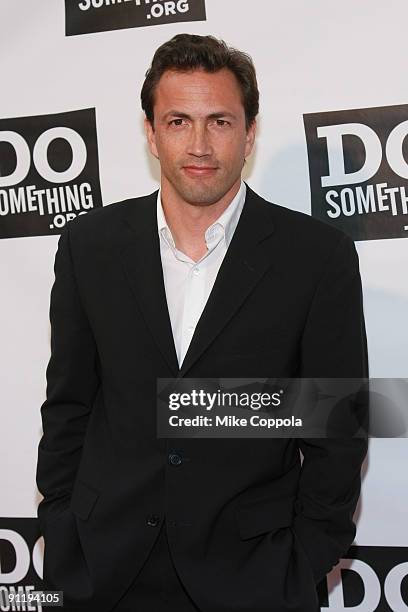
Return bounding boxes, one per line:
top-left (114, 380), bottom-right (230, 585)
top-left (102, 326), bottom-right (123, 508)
top-left (1, 1), bottom-right (407, 610)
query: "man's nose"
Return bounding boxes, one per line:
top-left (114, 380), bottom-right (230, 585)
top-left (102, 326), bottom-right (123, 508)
top-left (187, 123), bottom-right (212, 157)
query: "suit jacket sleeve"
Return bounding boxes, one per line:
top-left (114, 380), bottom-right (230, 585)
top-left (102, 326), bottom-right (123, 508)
top-left (293, 232), bottom-right (369, 584)
top-left (36, 222), bottom-right (100, 526)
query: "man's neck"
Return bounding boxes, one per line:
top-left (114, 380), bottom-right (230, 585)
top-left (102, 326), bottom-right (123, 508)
top-left (160, 178), bottom-right (242, 262)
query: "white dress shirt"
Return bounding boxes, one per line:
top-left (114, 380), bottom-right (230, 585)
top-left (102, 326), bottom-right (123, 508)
top-left (157, 181), bottom-right (247, 367)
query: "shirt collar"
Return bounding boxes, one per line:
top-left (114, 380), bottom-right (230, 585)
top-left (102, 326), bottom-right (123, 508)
top-left (157, 180), bottom-right (246, 250)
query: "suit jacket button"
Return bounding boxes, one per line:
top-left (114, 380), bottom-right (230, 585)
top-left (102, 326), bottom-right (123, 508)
top-left (146, 514), bottom-right (160, 527)
top-left (168, 452), bottom-right (183, 466)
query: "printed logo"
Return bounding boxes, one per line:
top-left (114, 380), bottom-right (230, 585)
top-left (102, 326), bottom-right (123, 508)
top-left (319, 546), bottom-right (408, 611)
top-left (304, 104), bottom-right (408, 241)
top-left (0, 519), bottom-right (43, 611)
top-left (0, 108), bottom-right (102, 239)
top-left (65, 0), bottom-right (207, 36)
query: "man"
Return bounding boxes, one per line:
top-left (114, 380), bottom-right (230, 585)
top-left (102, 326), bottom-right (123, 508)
top-left (36, 34), bottom-right (368, 612)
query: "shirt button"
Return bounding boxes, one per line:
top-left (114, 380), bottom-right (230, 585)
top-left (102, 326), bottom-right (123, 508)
top-left (192, 267), bottom-right (199, 275)
top-left (168, 452), bottom-right (183, 466)
top-left (146, 514), bottom-right (160, 527)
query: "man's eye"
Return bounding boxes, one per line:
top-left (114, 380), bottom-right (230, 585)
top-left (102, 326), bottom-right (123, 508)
top-left (216, 119), bottom-right (229, 126)
top-left (170, 119), bottom-right (185, 126)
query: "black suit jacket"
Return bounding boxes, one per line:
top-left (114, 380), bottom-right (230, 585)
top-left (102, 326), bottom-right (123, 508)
top-left (36, 185), bottom-right (368, 612)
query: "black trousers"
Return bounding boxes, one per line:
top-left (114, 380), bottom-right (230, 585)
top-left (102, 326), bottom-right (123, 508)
top-left (111, 520), bottom-right (201, 611)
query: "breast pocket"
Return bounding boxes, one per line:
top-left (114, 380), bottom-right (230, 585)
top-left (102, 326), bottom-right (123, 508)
top-left (215, 352), bottom-right (283, 377)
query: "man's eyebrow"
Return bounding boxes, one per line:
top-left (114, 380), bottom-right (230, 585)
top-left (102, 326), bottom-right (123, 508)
top-left (163, 111), bottom-right (191, 120)
top-left (207, 112), bottom-right (237, 120)
top-left (162, 110), bottom-right (237, 120)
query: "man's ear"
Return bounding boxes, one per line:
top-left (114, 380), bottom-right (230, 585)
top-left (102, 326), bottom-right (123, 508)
top-left (244, 119), bottom-right (257, 159)
top-left (144, 117), bottom-right (159, 159)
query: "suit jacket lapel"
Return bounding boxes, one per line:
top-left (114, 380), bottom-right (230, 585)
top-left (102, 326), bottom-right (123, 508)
top-left (118, 191), bottom-right (179, 376)
top-left (178, 185), bottom-right (275, 377)
top-left (117, 186), bottom-right (276, 379)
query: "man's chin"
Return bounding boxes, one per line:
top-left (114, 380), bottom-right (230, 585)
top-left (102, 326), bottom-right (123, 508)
top-left (174, 180), bottom-right (236, 207)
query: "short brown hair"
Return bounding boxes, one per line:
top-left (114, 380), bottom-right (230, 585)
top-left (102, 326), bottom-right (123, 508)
top-left (141, 33), bottom-right (259, 130)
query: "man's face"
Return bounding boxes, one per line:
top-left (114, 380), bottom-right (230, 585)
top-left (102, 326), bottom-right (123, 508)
top-left (144, 68), bottom-right (256, 206)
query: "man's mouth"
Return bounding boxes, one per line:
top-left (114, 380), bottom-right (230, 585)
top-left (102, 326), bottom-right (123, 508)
top-left (182, 166), bottom-right (218, 177)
